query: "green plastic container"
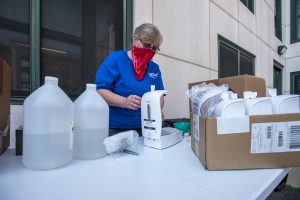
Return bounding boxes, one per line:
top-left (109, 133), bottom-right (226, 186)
top-left (174, 122), bottom-right (190, 133)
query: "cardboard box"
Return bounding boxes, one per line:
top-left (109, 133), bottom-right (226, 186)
top-left (189, 74), bottom-right (266, 98)
top-left (0, 58), bottom-right (11, 155)
top-left (189, 75), bottom-right (300, 170)
top-left (191, 113), bottom-right (300, 170)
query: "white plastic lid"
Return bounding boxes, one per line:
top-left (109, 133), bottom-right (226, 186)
top-left (243, 91), bottom-right (257, 99)
top-left (151, 85), bottom-right (155, 92)
top-left (267, 88), bottom-right (277, 97)
top-left (45, 76), bottom-right (58, 85)
top-left (86, 83), bottom-right (96, 91)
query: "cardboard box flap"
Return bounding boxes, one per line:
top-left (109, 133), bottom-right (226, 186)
top-left (0, 58), bottom-right (11, 155)
top-left (218, 75), bottom-right (266, 98)
top-left (0, 61), bottom-right (3, 94)
top-left (0, 117), bottom-right (9, 137)
top-left (0, 58), bottom-right (11, 129)
top-left (188, 75), bottom-right (266, 98)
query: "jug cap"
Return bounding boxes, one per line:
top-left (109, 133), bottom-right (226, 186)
top-left (45, 76), bottom-right (58, 85)
top-left (86, 84), bottom-right (96, 90)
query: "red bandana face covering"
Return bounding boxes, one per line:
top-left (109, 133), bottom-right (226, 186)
top-left (131, 46), bottom-right (155, 80)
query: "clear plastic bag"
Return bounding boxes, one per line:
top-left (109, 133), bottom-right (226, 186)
top-left (186, 83), bottom-right (229, 116)
top-left (103, 130), bottom-right (139, 155)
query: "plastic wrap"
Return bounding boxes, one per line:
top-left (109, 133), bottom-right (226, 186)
top-left (200, 93), bottom-right (224, 117)
top-left (103, 130), bottom-right (139, 155)
top-left (186, 83), bottom-right (229, 116)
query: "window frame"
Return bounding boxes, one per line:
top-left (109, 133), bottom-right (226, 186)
top-left (218, 35), bottom-right (255, 78)
top-left (11, 0), bottom-right (133, 103)
top-left (291, 0), bottom-right (300, 43)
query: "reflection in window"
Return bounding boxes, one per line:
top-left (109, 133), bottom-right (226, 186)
top-left (240, 53), bottom-right (254, 75)
top-left (275, 0), bottom-right (282, 41)
top-left (291, 0), bottom-right (300, 43)
top-left (41, 0), bottom-right (123, 98)
top-left (219, 37), bottom-right (255, 78)
top-left (290, 71), bottom-right (300, 95)
top-left (219, 43), bottom-right (238, 78)
top-left (0, 0), bottom-right (30, 97)
top-left (273, 62), bottom-right (283, 95)
top-left (240, 0), bottom-right (254, 13)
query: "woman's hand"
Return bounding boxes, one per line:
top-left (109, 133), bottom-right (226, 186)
top-left (98, 89), bottom-right (142, 110)
top-left (122, 95), bottom-right (142, 110)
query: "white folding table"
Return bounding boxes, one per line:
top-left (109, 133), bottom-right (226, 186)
top-left (0, 137), bottom-right (289, 200)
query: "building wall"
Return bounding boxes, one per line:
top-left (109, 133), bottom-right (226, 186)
top-left (134, 0), bottom-right (287, 119)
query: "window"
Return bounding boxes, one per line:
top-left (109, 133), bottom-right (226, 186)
top-left (275, 0), bottom-right (282, 41)
top-left (0, 0), bottom-right (30, 97)
top-left (273, 61), bottom-right (283, 95)
top-left (0, 0), bottom-right (133, 102)
top-left (290, 71), bottom-right (300, 94)
top-left (240, 0), bottom-right (254, 13)
top-left (218, 36), bottom-right (255, 78)
top-left (291, 0), bottom-right (300, 43)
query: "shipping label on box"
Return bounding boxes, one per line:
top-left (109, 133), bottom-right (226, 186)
top-left (192, 114), bottom-right (200, 141)
top-left (251, 121), bottom-right (300, 153)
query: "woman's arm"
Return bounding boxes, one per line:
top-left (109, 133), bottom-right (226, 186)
top-left (160, 96), bottom-right (164, 109)
top-left (160, 96), bottom-right (165, 120)
top-left (97, 89), bottom-right (142, 110)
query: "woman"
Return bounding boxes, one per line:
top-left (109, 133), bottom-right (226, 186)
top-left (95, 23), bottom-right (164, 136)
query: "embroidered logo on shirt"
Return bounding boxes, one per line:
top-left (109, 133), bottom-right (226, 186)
top-left (148, 73), bottom-right (158, 78)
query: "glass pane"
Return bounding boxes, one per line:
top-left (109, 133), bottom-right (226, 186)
top-left (275, 0), bottom-right (282, 15)
top-left (273, 66), bottom-right (282, 95)
top-left (41, 0), bottom-right (123, 98)
top-left (240, 53), bottom-right (254, 75)
top-left (240, 0), bottom-right (247, 6)
top-left (0, 0), bottom-right (30, 97)
top-left (294, 74), bottom-right (300, 95)
top-left (219, 43), bottom-right (238, 78)
top-left (240, 0), bottom-right (254, 12)
top-left (41, 0), bottom-right (82, 98)
top-left (275, 0), bottom-right (282, 40)
top-left (96, 1), bottom-right (123, 68)
top-left (297, 17), bottom-right (300, 39)
top-left (297, 0), bottom-right (300, 16)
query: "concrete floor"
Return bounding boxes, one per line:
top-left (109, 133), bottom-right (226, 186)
top-left (287, 167), bottom-right (300, 188)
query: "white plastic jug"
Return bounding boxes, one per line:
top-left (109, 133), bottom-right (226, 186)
top-left (23, 76), bottom-right (73, 169)
top-left (213, 99), bottom-right (246, 117)
top-left (245, 97), bottom-right (273, 116)
top-left (271, 94), bottom-right (300, 114)
top-left (73, 84), bottom-right (109, 159)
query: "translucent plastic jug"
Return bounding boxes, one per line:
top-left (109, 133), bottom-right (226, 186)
top-left (73, 84), bottom-right (109, 159)
top-left (271, 94), bottom-right (300, 114)
top-left (23, 76), bottom-right (73, 169)
top-left (245, 97), bottom-right (272, 115)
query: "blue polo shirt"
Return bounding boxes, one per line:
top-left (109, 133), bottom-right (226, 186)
top-left (95, 50), bottom-right (164, 129)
